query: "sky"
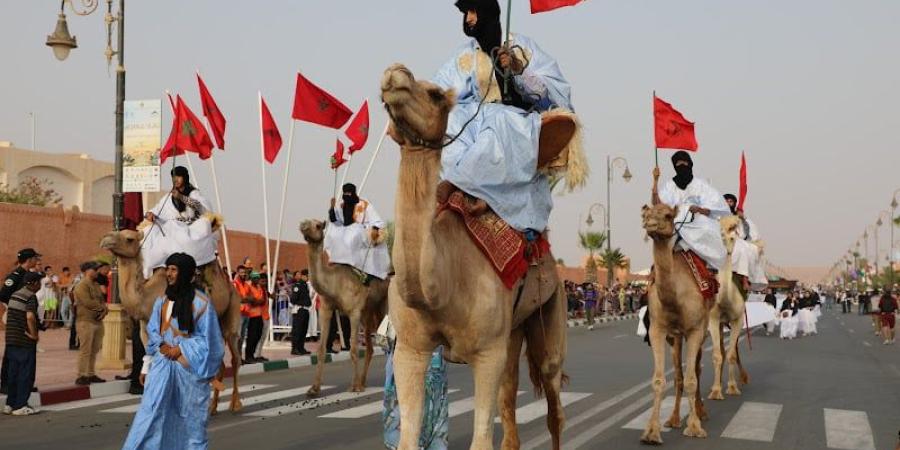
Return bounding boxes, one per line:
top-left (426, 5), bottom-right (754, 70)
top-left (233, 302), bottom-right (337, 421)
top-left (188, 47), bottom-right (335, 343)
top-left (1, 0), bottom-right (899, 273)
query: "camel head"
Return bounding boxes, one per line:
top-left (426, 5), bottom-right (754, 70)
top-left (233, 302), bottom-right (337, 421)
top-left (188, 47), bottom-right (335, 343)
top-left (641, 203), bottom-right (679, 241)
top-left (299, 219), bottom-right (326, 245)
top-left (719, 215), bottom-right (741, 255)
top-left (100, 229), bottom-right (144, 259)
top-left (380, 63), bottom-right (455, 149)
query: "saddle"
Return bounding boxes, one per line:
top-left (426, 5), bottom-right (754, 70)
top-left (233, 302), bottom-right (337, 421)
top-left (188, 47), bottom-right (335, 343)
top-left (677, 250), bottom-right (718, 307)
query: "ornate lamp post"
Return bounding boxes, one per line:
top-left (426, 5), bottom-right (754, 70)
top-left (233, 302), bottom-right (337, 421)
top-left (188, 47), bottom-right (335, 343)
top-left (605, 156), bottom-right (631, 287)
top-left (47, 0), bottom-right (129, 370)
top-left (891, 189), bottom-right (900, 286)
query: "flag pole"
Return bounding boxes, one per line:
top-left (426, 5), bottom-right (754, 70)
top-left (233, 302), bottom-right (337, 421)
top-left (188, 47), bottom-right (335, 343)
top-left (258, 92), bottom-right (274, 294)
top-left (652, 90), bottom-right (658, 168)
top-left (339, 151), bottom-right (353, 187)
top-left (271, 119), bottom-right (297, 292)
top-left (184, 153), bottom-right (199, 188)
top-left (358, 122), bottom-right (390, 195)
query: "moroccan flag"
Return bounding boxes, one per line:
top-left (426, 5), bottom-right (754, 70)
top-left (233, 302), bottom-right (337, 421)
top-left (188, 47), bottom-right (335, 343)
top-left (197, 73), bottom-right (227, 150)
top-left (291, 72), bottom-right (353, 129)
top-left (331, 139), bottom-right (347, 169)
top-left (160, 95), bottom-right (214, 163)
top-left (531, 0), bottom-right (583, 13)
top-left (260, 96), bottom-right (283, 164)
top-left (345, 100), bottom-right (370, 153)
top-left (654, 96), bottom-right (698, 151)
top-left (738, 152), bottom-right (748, 211)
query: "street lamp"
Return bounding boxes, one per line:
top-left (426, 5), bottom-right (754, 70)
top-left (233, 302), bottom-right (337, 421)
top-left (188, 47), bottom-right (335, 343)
top-left (585, 203), bottom-right (606, 231)
top-left (875, 210), bottom-right (891, 285)
top-left (605, 156), bottom-right (631, 287)
top-left (47, 0), bottom-right (129, 370)
top-left (891, 188), bottom-right (900, 286)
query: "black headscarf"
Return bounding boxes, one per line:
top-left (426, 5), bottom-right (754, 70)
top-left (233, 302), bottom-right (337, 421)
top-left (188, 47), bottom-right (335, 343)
top-left (164, 253), bottom-right (197, 335)
top-left (671, 151), bottom-right (694, 190)
top-left (341, 183), bottom-right (360, 226)
top-left (454, 0), bottom-right (529, 109)
top-left (723, 194), bottom-right (738, 214)
top-left (170, 166), bottom-right (196, 213)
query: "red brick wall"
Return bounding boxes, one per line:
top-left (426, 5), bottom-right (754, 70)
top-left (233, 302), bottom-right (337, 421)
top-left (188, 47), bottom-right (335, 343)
top-left (0, 203), bottom-right (308, 275)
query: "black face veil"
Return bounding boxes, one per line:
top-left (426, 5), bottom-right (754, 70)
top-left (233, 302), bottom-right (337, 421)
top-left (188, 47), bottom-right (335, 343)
top-left (165, 253), bottom-right (197, 334)
top-left (170, 166), bottom-right (196, 213)
top-left (671, 151), bottom-right (694, 190)
top-left (341, 183), bottom-right (360, 226)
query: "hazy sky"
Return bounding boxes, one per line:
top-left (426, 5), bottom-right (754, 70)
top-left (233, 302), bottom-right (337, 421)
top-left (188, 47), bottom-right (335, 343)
top-left (2, 1), bottom-right (899, 272)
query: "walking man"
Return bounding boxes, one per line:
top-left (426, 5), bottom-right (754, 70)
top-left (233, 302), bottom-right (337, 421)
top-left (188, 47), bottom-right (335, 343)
top-left (4, 272), bottom-right (43, 416)
top-left (72, 261), bottom-right (108, 385)
top-left (289, 270), bottom-right (311, 355)
top-left (879, 289), bottom-right (898, 345)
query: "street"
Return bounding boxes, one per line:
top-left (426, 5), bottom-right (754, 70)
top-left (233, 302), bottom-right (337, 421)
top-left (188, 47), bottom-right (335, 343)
top-left (1, 312), bottom-right (897, 450)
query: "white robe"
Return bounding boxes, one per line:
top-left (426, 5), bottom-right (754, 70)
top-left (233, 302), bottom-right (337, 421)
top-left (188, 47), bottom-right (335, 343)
top-left (323, 199), bottom-right (391, 280)
top-left (779, 309), bottom-right (798, 339)
top-left (140, 190), bottom-right (219, 278)
top-left (731, 217), bottom-right (768, 286)
top-left (658, 178), bottom-right (731, 270)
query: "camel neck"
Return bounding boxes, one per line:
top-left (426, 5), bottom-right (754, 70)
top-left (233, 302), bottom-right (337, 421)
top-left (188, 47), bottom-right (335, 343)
top-left (393, 147), bottom-right (442, 309)
top-left (306, 240), bottom-right (335, 297)
top-left (652, 237), bottom-right (678, 305)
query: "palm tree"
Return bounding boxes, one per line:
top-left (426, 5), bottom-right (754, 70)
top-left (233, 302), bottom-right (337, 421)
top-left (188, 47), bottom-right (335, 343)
top-left (579, 231), bottom-right (606, 283)
top-left (599, 248), bottom-right (628, 285)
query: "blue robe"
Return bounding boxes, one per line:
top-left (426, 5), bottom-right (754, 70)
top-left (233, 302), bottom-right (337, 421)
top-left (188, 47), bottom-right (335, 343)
top-left (433, 34), bottom-right (573, 232)
top-left (383, 346), bottom-right (448, 450)
top-left (123, 292), bottom-right (225, 450)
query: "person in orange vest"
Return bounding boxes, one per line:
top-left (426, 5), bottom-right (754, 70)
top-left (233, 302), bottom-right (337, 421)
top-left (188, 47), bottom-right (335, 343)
top-left (233, 266), bottom-right (252, 359)
top-left (242, 273), bottom-right (266, 364)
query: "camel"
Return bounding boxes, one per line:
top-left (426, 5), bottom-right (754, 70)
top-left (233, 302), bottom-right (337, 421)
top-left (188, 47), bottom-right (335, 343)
top-left (640, 202), bottom-right (711, 444)
top-left (708, 215), bottom-right (751, 400)
top-left (99, 228), bottom-right (243, 414)
top-left (380, 63), bottom-right (574, 450)
top-left (298, 220), bottom-right (389, 396)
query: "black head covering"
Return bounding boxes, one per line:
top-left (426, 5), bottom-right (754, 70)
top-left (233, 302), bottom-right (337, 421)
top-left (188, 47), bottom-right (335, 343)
top-left (341, 183), bottom-right (360, 226)
top-left (170, 166), bottom-right (196, 213)
top-left (670, 151), bottom-right (694, 190)
top-left (723, 193), bottom-right (738, 214)
top-left (164, 253), bottom-right (198, 335)
top-left (454, 0), bottom-right (529, 109)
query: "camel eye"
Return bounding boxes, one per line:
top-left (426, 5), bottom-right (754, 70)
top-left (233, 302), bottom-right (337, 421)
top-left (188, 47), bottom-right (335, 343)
top-left (427, 88), bottom-right (445, 102)
top-left (126, 238), bottom-right (134, 243)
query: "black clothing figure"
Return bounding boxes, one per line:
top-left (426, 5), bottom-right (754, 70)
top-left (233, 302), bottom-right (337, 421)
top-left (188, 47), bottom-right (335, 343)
top-left (289, 280), bottom-right (312, 354)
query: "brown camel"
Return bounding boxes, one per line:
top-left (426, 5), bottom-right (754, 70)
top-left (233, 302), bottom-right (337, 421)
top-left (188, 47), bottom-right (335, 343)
top-left (298, 219), bottom-right (388, 396)
top-left (640, 201), bottom-right (710, 444)
top-left (381, 64), bottom-right (575, 450)
top-left (99, 228), bottom-right (243, 414)
top-left (708, 215), bottom-right (751, 400)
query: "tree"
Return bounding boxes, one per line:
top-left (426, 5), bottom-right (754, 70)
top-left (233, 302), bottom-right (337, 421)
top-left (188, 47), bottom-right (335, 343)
top-left (0, 177), bottom-right (62, 207)
top-left (579, 231), bottom-right (606, 283)
top-left (599, 248), bottom-right (628, 285)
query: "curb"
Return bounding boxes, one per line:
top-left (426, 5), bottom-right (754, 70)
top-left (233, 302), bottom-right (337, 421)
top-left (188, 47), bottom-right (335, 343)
top-left (9, 347), bottom-right (385, 408)
top-left (567, 313), bottom-right (638, 328)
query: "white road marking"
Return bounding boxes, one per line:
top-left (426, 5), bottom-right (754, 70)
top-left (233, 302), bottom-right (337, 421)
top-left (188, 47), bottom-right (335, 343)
top-left (217, 385), bottom-right (326, 412)
top-left (43, 393), bottom-right (140, 411)
top-left (863, 341), bottom-right (872, 347)
top-left (824, 408), bottom-right (875, 450)
top-left (563, 393), bottom-right (656, 450)
top-left (320, 389), bottom-right (460, 419)
top-left (448, 391), bottom-right (524, 418)
top-left (494, 392), bottom-right (592, 424)
top-left (100, 384), bottom-right (277, 413)
top-left (621, 395), bottom-right (690, 432)
top-left (613, 334), bottom-right (629, 339)
top-left (720, 401), bottom-right (782, 442)
top-left (246, 387), bottom-right (383, 417)
top-left (848, 328), bottom-right (855, 333)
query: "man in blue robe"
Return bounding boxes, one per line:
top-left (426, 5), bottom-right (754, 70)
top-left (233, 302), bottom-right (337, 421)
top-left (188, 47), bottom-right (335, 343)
top-left (123, 253), bottom-right (224, 450)
top-left (433, 0), bottom-right (574, 233)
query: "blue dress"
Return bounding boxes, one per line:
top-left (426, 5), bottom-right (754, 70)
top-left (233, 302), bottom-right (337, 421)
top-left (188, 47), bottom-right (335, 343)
top-left (123, 292), bottom-right (225, 450)
top-left (383, 346), bottom-right (449, 450)
top-left (432, 34), bottom-right (573, 232)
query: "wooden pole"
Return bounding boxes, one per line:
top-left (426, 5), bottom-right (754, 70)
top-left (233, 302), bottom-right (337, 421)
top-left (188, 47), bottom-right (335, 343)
top-left (358, 123), bottom-right (390, 195)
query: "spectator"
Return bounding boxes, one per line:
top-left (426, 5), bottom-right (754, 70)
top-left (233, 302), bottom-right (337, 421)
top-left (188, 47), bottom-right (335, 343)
top-left (289, 270), bottom-right (312, 355)
top-left (4, 271), bottom-right (43, 416)
top-left (72, 261), bottom-right (109, 385)
top-left (37, 266), bottom-right (60, 327)
top-left (583, 283), bottom-right (597, 329)
top-left (0, 248), bottom-right (42, 396)
top-left (242, 272), bottom-right (266, 364)
top-left (879, 289), bottom-right (898, 345)
top-left (96, 262), bottom-right (111, 300)
top-left (254, 273), bottom-right (273, 362)
top-left (59, 267), bottom-right (74, 326)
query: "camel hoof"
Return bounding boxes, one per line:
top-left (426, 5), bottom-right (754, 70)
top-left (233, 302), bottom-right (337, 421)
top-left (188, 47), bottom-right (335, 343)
top-left (209, 407), bottom-right (218, 417)
top-left (500, 438), bottom-right (521, 450)
top-left (740, 373), bottom-right (750, 385)
top-left (683, 425), bottom-right (708, 438)
top-left (663, 417), bottom-right (682, 429)
top-left (708, 389), bottom-right (725, 400)
top-left (230, 398), bottom-right (243, 412)
top-left (348, 384), bottom-right (365, 393)
top-left (306, 385), bottom-right (322, 398)
top-left (726, 384), bottom-right (742, 396)
top-left (641, 424), bottom-right (663, 445)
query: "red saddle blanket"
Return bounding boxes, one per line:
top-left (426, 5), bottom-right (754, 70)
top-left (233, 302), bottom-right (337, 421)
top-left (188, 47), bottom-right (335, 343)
top-left (442, 191), bottom-right (549, 289)
top-left (678, 250), bottom-right (718, 305)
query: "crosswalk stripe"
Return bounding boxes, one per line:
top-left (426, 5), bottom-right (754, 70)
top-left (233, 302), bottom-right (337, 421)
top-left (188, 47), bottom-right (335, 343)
top-left (824, 408), bottom-right (876, 450)
top-left (621, 395), bottom-right (690, 432)
top-left (100, 384), bottom-right (277, 414)
top-left (246, 387), bottom-right (383, 418)
top-left (44, 393), bottom-right (140, 412)
top-left (449, 391), bottom-right (524, 418)
top-left (494, 392), bottom-right (592, 424)
top-left (720, 402), bottom-right (782, 442)
top-left (320, 389), bottom-right (461, 419)
top-left (217, 385), bottom-right (328, 412)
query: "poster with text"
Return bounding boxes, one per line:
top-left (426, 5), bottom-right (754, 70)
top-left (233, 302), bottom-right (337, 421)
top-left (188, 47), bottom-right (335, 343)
top-left (123, 99), bottom-right (162, 192)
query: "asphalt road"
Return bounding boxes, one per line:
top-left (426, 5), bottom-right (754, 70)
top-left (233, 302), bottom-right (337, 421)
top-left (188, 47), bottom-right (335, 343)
top-left (2, 310), bottom-right (897, 450)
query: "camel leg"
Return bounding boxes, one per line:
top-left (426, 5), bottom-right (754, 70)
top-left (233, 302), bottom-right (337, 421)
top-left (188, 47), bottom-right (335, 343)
top-left (664, 337), bottom-right (684, 429)
top-left (641, 325), bottom-right (667, 445)
top-left (499, 327), bottom-right (525, 450)
top-left (707, 316), bottom-right (725, 400)
top-left (726, 318), bottom-right (743, 396)
top-left (693, 337), bottom-right (709, 421)
top-left (360, 312), bottom-right (377, 392)
top-left (226, 333), bottom-right (242, 412)
top-left (308, 304), bottom-right (334, 397)
top-left (682, 330), bottom-right (708, 439)
top-left (209, 363), bottom-right (225, 416)
top-left (734, 329), bottom-right (750, 385)
top-left (470, 340), bottom-right (509, 450)
top-left (348, 309), bottom-right (364, 392)
top-left (525, 285), bottom-right (568, 450)
top-left (393, 343), bottom-right (432, 450)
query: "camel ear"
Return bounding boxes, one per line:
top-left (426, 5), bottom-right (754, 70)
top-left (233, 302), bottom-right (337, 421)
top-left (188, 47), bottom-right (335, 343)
top-left (641, 205), bottom-right (650, 212)
top-left (443, 89), bottom-right (457, 110)
top-left (672, 205), bottom-right (679, 217)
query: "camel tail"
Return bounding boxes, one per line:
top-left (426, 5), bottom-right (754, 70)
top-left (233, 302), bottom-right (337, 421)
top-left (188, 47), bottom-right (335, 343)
top-left (525, 341), bottom-right (545, 399)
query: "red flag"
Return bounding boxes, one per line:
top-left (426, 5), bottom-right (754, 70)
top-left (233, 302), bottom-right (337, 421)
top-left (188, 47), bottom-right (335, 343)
top-left (197, 73), bottom-right (227, 150)
top-left (260, 96), bottom-right (282, 164)
top-left (654, 96), bottom-right (698, 151)
top-left (345, 100), bottom-right (370, 153)
top-left (331, 139), bottom-right (347, 169)
top-left (291, 72), bottom-right (353, 129)
top-left (530, 0), bottom-right (583, 13)
top-left (160, 96), bottom-right (214, 163)
top-left (738, 152), bottom-right (748, 211)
